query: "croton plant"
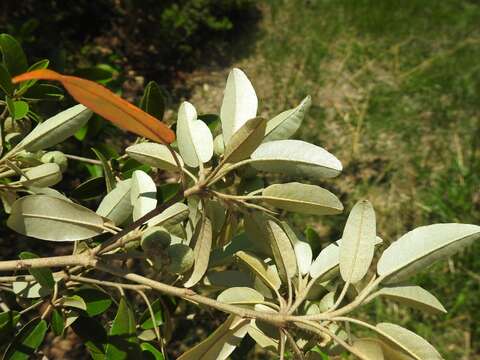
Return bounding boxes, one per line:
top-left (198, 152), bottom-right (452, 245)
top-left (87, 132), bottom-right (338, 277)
top-left (0, 33), bottom-right (478, 359)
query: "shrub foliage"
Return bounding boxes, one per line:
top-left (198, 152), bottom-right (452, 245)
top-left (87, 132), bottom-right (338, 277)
top-left (0, 33), bottom-right (478, 359)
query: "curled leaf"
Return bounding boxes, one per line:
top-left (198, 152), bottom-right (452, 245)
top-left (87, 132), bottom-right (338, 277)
top-left (220, 68), bottom-right (258, 145)
top-left (177, 101), bottom-right (213, 167)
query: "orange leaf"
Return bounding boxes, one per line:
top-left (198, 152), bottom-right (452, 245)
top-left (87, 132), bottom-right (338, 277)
top-left (13, 69), bottom-right (175, 144)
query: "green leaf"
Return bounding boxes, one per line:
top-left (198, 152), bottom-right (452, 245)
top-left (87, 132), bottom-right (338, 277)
top-left (183, 216), bottom-right (213, 288)
top-left (264, 95), bottom-right (311, 142)
top-left (140, 81), bottom-right (165, 120)
top-left (282, 222), bottom-right (312, 275)
top-left (260, 182), bottom-right (343, 215)
top-left (224, 116), bottom-right (266, 163)
top-left (51, 309), bottom-right (65, 337)
top-left (368, 286), bottom-right (446, 314)
top-left (377, 223), bottom-right (480, 284)
top-left (247, 321), bottom-right (278, 351)
top-left (178, 315), bottom-right (249, 360)
top-left (139, 299), bottom-right (163, 330)
top-left (376, 323), bottom-right (442, 360)
top-left (250, 139), bottom-right (342, 179)
top-left (63, 295), bottom-right (87, 311)
top-left (12, 281), bottom-right (51, 298)
top-left (75, 288), bottom-right (112, 316)
top-left (235, 251), bottom-right (281, 291)
top-left (126, 142), bottom-right (183, 171)
top-left (177, 101), bottom-right (213, 167)
top-left (0, 63), bottom-right (13, 95)
top-left (220, 68), bottom-right (258, 145)
top-left (71, 176), bottom-right (105, 200)
top-left (0, 311), bottom-right (20, 341)
top-left (71, 316), bottom-right (108, 360)
top-left (4, 318), bottom-right (47, 360)
top-left (96, 179), bottom-right (133, 225)
top-left (141, 343), bottom-right (165, 360)
top-left (0, 33), bottom-right (28, 76)
top-left (92, 148), bottom-right (116, 193)
top-left (131, 170), bottom-right (157, 221)
top-left (19, 251), bottom-right (55, 289)
top-left (310, 242), bottom-right (340, 281)
top-left (105, 297), bottom-right (141, 360)
top-left (20, 163), bottom-right (62, 188)
top-left (352, 339), bottom-right (385, 360)
top-left (8, 195), bottom-right (106, 241)
top-left (339, 200), bottom-right (376, 284)
top-left (18, 104), bottom-right (92, 152)
top-left (265, 220), bottom-right (297, 282)
top-left (11, 101), bottom-right (29, 120)
top-left (217, 287), bottom-right (264, 307)
top-left (17, 59), bottom-right (50, 94)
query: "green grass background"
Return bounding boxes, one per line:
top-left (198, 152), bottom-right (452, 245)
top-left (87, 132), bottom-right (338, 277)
top-left (244, 1), bottom-right (480, 358)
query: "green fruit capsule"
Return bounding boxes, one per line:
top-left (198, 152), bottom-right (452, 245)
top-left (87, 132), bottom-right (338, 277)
top-left (167, 244), bottom-right (194, 274)
top-left (141, 226), bottom-right (171, 254)
top-left (41, 151), bottom-right (68, 172)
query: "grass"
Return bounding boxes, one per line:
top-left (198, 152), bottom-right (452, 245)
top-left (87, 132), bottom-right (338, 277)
top-left (228, 0), bottom-right (480, 358)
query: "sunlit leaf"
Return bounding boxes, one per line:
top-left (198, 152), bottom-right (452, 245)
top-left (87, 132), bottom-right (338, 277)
top-left (282, 222), bottom-right (313, 275)
top-left (20, 163), bottom-right (62, 188)
top-left (250, 139), bottom-right (342, 179)
top-left (220, 68), bottom-right (258, 145)
top-left (368, 285), bottom-right (446, 314)
top-left (97, 179), bottom-right (133, 225)
top-left (376, 323), bottom-right (442, 360)
top-left (184, 216), bottom-right (213, 288)
top-left (176, 101), bottom-right (213, 167)
top-left (148, 202), bottom-right (189, 228)
top-left (265, 220), bottom-right (297, 282)
top-left (339, 200), bottom-right (376, 283)
top-left (235, 250), bottom-right (281, 291)
top-left (260, 182), bottom-right (343, 215)
top-left (178, 315), bottom-right (249, 360)
top-left (126, 142), bottom-right (182, 171)
top-left (18, 104), bottom-right (92, 152)
top-left (264, 95), bottom-right (311, 142)
top-left (13, 69), bottom-right (175, 144)
top-left (131, 170), bottom-right (157, 221)
top-left (13, 281), bottom-right (51, 298)
top-left (8, 195), bottom-right (106, 241)
top-left (352, 339), bottom-right (385, 360)
top-left (217, 287), bottom-right (264, 307)
top-left (377, 223), bottom-right (480, 283)
top-left (224, 116), bottom-right (266, 163)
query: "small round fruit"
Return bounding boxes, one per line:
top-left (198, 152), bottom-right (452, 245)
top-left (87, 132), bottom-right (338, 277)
top-left (167, 244), bottom-right (194, 274)
top-left (141, 226), bottom-right (171, 254)
top-left (41, 151), bottom-right (68, 173)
